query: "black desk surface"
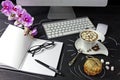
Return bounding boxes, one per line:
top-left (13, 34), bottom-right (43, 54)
top-left (0, 6), bottom-right (120, 80)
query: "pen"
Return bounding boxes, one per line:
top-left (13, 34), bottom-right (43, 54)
top-left (35, 59), bottom-right (62, 76)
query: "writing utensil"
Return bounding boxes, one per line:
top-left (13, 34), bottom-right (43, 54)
top-left (35, 59), bottom-right (63, 76)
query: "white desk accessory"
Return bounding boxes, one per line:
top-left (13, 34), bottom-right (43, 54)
top-left (75, 29), bottom-right (108, 56)
top-left (96, 23), bottom-right (108, 35)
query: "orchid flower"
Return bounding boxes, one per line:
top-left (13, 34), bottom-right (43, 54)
top-left (1, 0), bottom-right (14, 16)
top-left (15, 9), bottom-right (34, 29)
top-left (21, 11), bottom-right (34, 29)
top-left (10, 5), bottom-right (23, 20)
top-left (1, 0), bottom-right (34, 28)
top-left (14, 8), bottom-right (26, 26)
top-left (1, 0), bottom-right (38, 36)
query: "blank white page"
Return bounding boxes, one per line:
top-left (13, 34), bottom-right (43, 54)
top-left (21, 39), bottom-right (63, 76)
top-left (0, 25), bottom-right (33, 69)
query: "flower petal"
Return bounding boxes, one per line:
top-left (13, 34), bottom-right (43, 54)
top-left (1, 0), bottom-right (15, 16)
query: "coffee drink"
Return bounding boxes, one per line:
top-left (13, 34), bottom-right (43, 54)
top-left (81, 30), bottom-right (98, 42)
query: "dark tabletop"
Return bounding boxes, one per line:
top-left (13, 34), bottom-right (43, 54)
top-left (0, 6), bottom-right (120, 80)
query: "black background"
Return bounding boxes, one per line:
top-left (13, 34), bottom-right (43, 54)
top-left (0, 0), bottom-right (120, 80)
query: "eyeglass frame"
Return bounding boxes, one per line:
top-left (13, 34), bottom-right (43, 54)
top-left (27, 41), bottom-right (56, 57)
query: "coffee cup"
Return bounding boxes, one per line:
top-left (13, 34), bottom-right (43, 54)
top-left (78, 29), bottom-right (105, 52)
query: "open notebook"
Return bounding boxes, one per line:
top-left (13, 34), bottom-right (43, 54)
top-left (0, 24), bottom-right (63, 76)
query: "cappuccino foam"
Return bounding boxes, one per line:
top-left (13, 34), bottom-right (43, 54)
top-left (81, 30), bottom-right (98, 42)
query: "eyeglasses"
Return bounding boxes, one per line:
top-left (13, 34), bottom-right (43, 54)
top-left (28, 41), bottom-right (55, 57)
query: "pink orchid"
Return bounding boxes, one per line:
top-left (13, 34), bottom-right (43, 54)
top-left (14, 9), bottom-right (34, 29)
top-left (14, 9), bottom-right (27, 26)
top-left (10, 5), bottom-right (23, 20)
top-left (1, 0), bottom-right (37, 36)
top-left (20, 11), bottom-right (34, 28)
top-left (1, 0), bottom-right (14, 16)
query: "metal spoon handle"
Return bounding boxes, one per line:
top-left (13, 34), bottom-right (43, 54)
top-left (68, 52), bottom-right (80, 66)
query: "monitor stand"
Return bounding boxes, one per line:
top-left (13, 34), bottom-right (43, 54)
top-left (48, 7), bottom-right (76, 19)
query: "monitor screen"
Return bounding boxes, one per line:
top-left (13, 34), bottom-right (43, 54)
top-left (17, 0), bottom-right (108, 6)
top-left (16, 0), bottom-right (108, 19)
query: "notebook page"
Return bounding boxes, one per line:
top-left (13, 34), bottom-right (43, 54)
top-left (0, 25), bottom-right (33, 69)
top-left (21, 39), bottom-right (63, 76)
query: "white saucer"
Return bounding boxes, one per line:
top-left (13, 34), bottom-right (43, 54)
top-left (75, 38), bottom-right (108, 56)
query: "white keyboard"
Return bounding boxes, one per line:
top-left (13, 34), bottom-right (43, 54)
top-left (43, 17), bottom-right (95, 39)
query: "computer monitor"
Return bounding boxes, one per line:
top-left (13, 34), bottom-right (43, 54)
top-left (16, 0), bottom-right (108, 19)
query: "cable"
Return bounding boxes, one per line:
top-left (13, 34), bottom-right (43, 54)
top-left (31, 19), bottom-right (52, 28)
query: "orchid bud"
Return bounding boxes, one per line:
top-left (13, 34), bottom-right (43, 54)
top-left (30, 27), bottom-right (38, 37)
